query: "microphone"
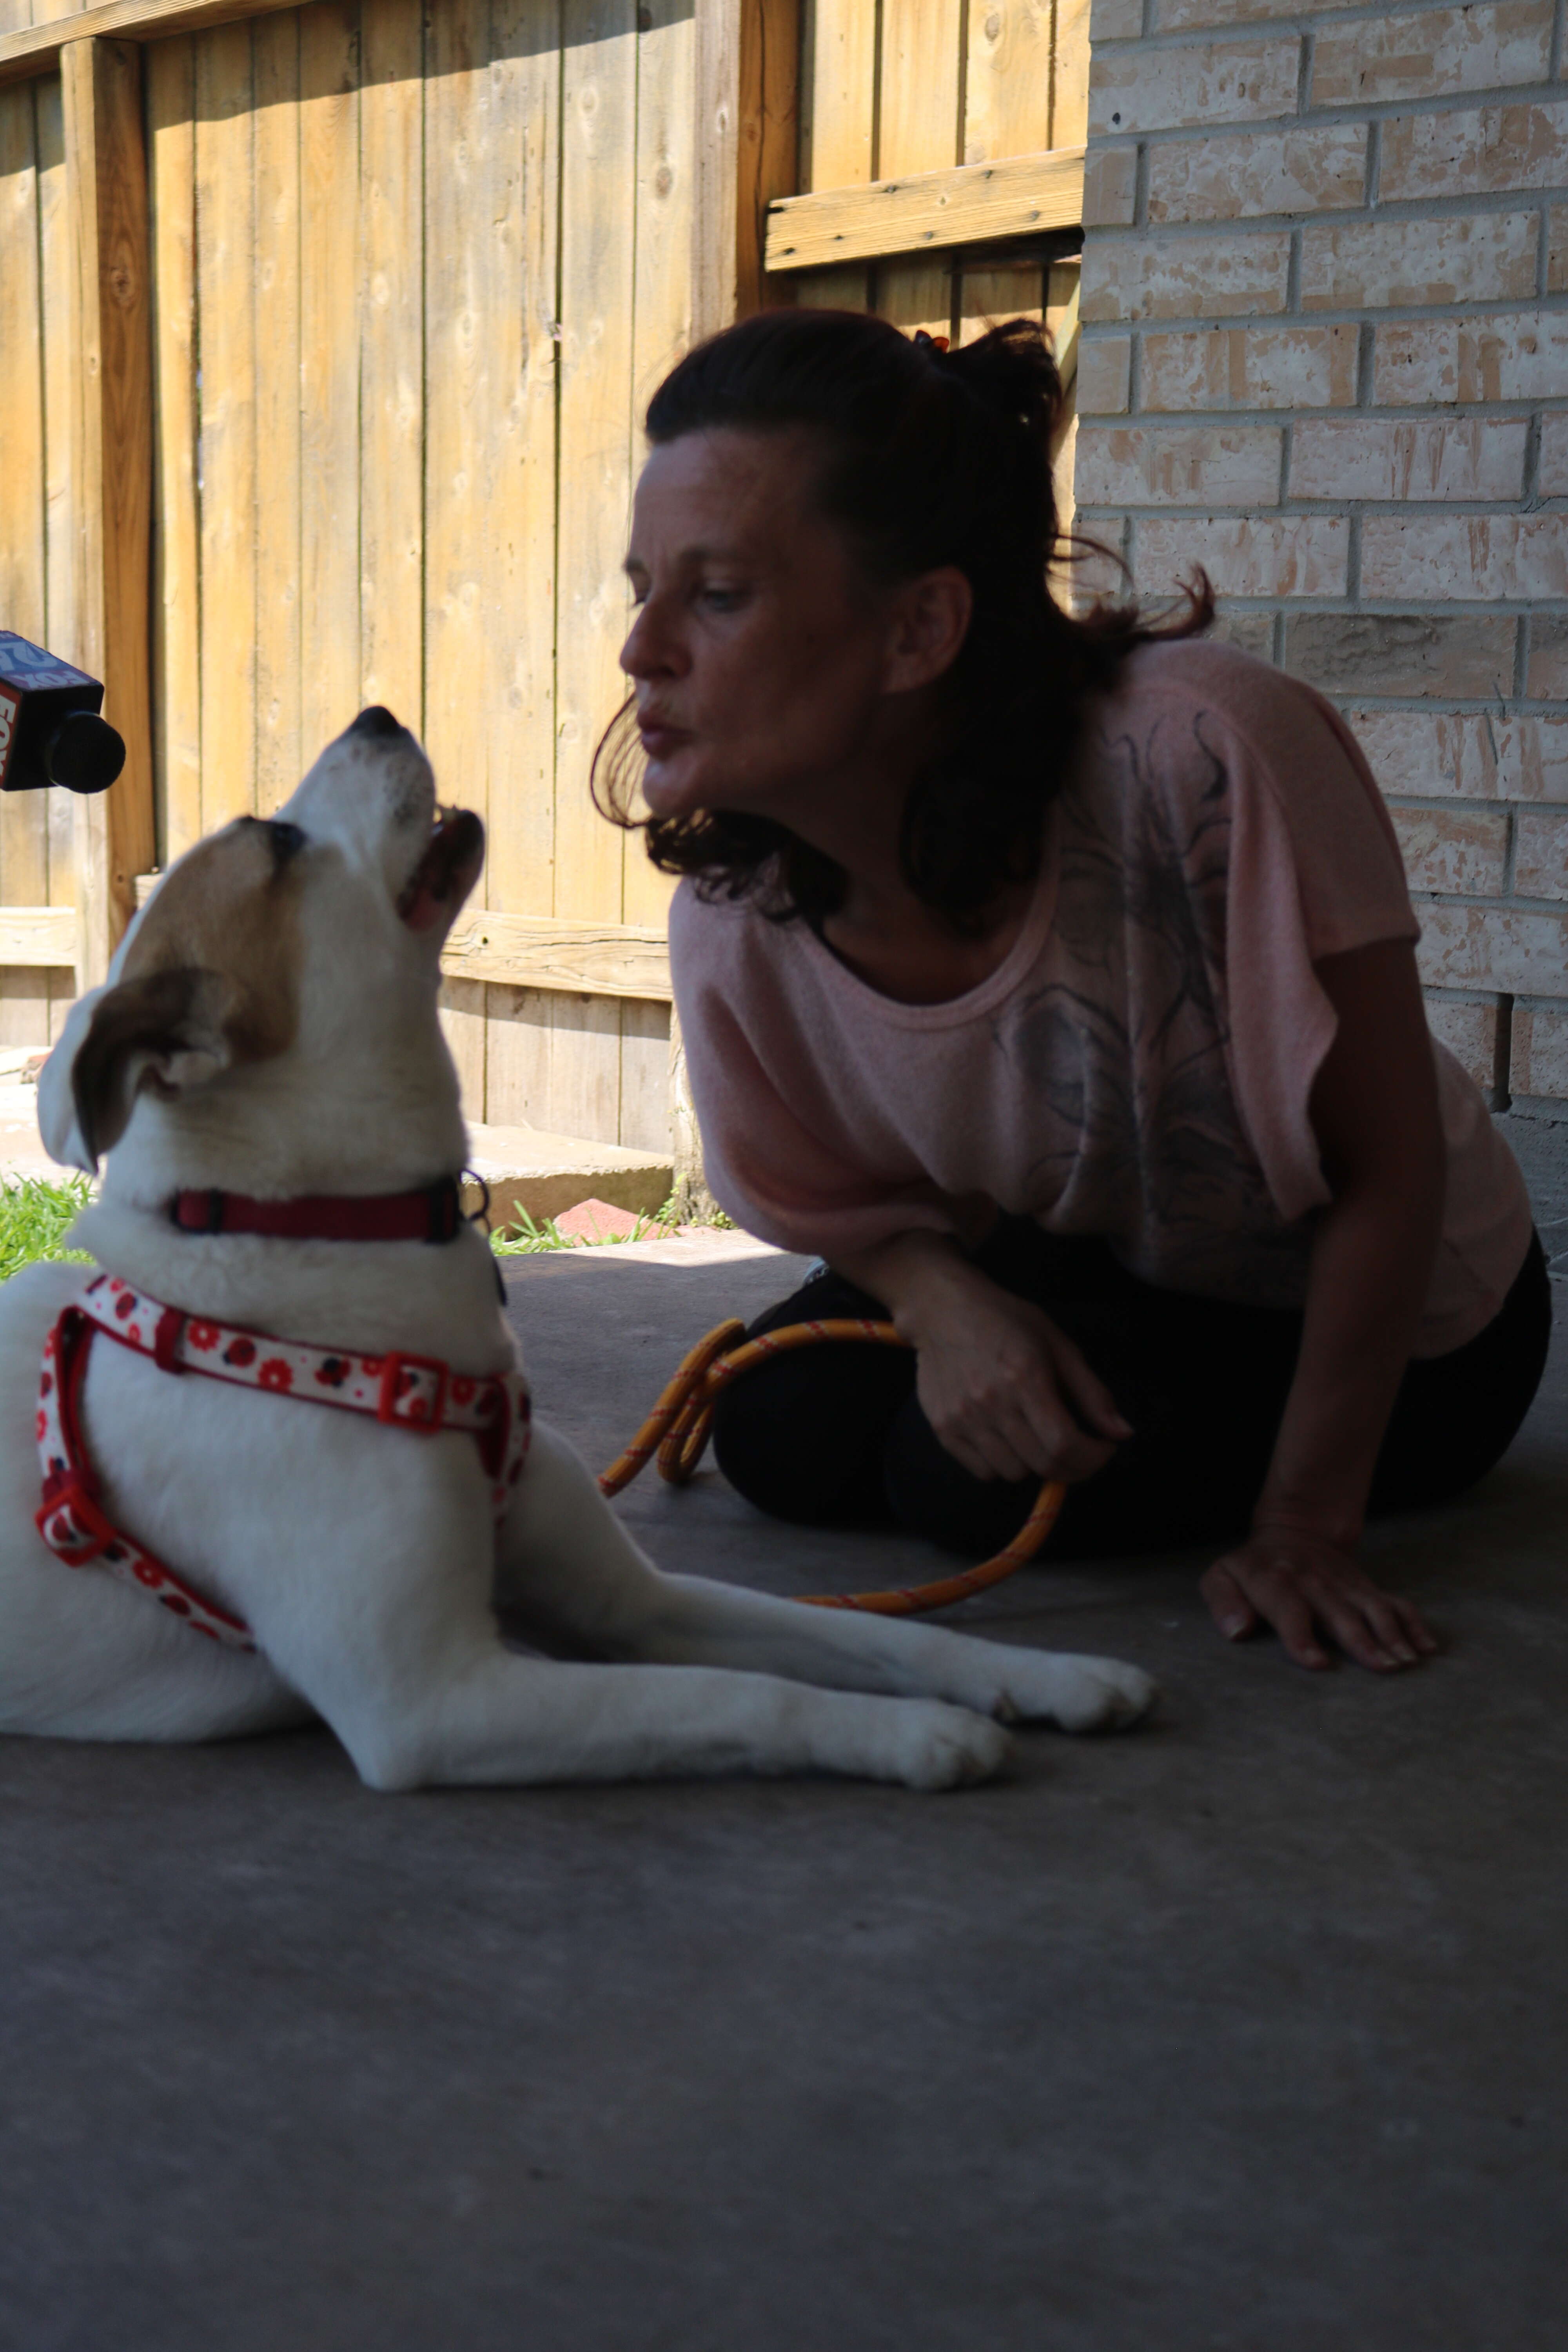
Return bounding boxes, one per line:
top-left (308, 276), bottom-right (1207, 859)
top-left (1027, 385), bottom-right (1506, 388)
top-left (0, 632), bottom-right (126, 795)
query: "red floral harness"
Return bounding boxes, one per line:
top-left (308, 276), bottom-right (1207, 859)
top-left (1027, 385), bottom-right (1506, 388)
top-left (36, 1272), bottom-right (531, 1651)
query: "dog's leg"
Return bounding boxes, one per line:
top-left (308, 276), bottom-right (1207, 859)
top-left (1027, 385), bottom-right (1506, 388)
top-left (497, 1423), bottom-right (1154, 1735)
top-left (339, 1646), bottom-right (1011, 1793)
top-left (218, 1454), bottom-right (1006, 1793)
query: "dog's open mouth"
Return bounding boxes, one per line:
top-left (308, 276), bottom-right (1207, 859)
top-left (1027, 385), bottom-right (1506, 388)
top-left (397, 806), bottom-right (485, 933)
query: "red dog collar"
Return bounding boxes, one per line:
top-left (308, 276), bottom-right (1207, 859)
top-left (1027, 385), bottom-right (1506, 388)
top-left (171, 1177), bottom-right (463, 1244)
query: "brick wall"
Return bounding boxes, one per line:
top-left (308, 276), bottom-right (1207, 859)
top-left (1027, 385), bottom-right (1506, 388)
top-left (1076, 0), bottom-right (1568, 1116)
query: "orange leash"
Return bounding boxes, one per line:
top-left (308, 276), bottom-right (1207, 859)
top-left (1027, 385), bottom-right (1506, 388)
top-left (598, 1317), bottom-right (1065, 1617)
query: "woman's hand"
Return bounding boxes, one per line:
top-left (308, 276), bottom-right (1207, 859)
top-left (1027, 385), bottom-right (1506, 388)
top-left (1201, 1522), bottom-right (1439, 1672)
top-left (899, 1267), bottom-right (1132, 1486)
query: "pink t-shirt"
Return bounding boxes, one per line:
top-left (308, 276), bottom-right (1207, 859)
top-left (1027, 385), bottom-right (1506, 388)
top-left (671, 639), bottom-right (1533, 1357)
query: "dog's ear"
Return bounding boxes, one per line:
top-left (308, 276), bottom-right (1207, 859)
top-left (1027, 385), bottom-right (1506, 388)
top-left (57, 967), bottom-right (239, 1169)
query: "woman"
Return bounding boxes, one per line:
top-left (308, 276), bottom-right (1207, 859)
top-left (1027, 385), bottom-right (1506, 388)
top-left (597, 309), bottom-right (1550, 1675)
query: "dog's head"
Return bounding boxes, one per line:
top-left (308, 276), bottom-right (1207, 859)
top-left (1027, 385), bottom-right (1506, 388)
top-left (40, 708), bottom-right (485, 1176)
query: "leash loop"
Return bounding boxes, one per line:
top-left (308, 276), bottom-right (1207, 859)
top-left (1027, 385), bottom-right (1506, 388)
top-left (598, 1317), bottom-right (1067, 1617)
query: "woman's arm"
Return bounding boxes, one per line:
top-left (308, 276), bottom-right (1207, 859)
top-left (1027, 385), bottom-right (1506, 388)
top-left (1200, 937), bottom-right (1445, 1671)
top-left (828, 1227), bottom-right (1133, 1486)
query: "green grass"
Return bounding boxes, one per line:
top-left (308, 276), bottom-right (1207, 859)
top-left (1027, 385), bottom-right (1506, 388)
top-left (0, 1175), bottom-right (95, 1282)
top-left (489, 1194), bottom-right (733, 1253)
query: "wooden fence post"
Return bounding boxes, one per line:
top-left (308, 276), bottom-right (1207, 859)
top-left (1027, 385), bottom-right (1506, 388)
top-left (61, 36), bottom-right (156, 991)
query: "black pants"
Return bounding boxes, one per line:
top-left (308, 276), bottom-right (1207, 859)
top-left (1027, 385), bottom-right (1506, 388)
top-left (711, 1222), bottom-right (1553, 1559)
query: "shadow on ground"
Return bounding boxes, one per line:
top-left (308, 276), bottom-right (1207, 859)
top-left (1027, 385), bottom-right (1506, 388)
top-left (1, 1246), bottom-right (1563, 2352)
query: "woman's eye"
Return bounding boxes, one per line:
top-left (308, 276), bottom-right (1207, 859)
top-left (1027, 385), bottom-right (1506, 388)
top-left (700, 585), bottom-right (745, 612)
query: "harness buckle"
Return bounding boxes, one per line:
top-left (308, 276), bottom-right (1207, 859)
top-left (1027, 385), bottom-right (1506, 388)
top-left (376, 1350), bottom-right (449, 1432)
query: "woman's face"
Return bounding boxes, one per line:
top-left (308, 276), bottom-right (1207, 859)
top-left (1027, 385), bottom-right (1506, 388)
top-left (620, 427), bottom-right (962, 829)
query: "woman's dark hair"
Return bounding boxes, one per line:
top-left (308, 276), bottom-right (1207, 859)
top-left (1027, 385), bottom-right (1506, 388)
top-left (593, 306), bottom-right (1212, 932)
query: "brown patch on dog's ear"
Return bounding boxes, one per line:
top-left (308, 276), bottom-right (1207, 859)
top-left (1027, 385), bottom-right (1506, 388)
top-left (71, 967), bottom-right (240, 1164)
top-left (65, 817), bottom-right (306, 1165)
top-left (120, 816), bottom-right (305, 1065)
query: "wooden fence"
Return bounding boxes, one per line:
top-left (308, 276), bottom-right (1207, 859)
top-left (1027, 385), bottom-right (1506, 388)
top-left (0, 0), bottom-right (1085, 1154)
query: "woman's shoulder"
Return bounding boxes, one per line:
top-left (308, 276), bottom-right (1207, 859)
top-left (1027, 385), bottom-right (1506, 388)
top-left (1104, 634), bottom-right (1336, 740)
top-left (668, 876), bottom-right (805, 999)
top-left (1087, 634), bottom-right (1377, 821)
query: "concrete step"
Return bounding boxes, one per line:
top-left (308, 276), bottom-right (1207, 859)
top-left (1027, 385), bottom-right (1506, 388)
top-left (461, 1121), bottom-right (673, 1232)
top-left (0, 1075), bottom-right (673, 1234)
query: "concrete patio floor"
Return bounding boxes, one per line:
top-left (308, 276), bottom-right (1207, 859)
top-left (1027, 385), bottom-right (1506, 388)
top-left (2, 1228), bottom-right (1565, 2350)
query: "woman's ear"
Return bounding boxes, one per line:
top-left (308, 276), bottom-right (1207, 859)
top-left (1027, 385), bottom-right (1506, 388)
top-left (882, 567), bottom-right (974, 696)
top-left (47, 967), bottom-right (238, 1171)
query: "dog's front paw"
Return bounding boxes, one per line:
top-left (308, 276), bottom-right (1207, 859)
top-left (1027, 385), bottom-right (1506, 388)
top-left (984, 1650), bottom-right (1157, 1734)
top-left (886, 1699), bottom-right (1014, 1791)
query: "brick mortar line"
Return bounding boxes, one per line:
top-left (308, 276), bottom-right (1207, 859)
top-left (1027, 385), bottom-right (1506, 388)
top-left (1076, 412), bottom-right (1568, 426)
top-left (1082, 299), bottom-right (1568, 333)
top-left (1410, 888), bottom-right (1568, 911)
top-left (1089, 15), bottom-right (1566, 63)
top-left (1387, 795), bottom-right (1548, 812)
top-left (1079, 301), bottom-right (1568, 328)
top-left (1074, 496), bottom-right (1568, 515)
top-left (1096, 86), bottom-right (1568, 133)
top-left (1078, 414), bottom-right (1564, 435)
top-left (1096, 2), bottom-right (1560, 33)
top-left (1298, 696), bottom-right (1568, 713)
top-left (1094, 0), bottom-right (1567, 36)
top-left (1088, 192), bottom-right (1568, 227)
top-left (1107, 89), bottom-right (1568, 136)
top-left (1068, 577), bottom-right (1568, 615)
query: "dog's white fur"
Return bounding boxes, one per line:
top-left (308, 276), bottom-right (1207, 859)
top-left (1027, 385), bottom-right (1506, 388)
top-left (0, 716), bottom-right (1154, 1791)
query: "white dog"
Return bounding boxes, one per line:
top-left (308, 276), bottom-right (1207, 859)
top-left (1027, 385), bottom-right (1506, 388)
top-left (0, 710), bottom-right (1154, 1791)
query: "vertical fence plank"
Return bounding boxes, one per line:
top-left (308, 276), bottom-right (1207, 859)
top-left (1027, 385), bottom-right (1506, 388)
top-left (735, 0), bottom-right (799, 320)
top-left (253, 7), bottom-right (302, 807)
top-left (958, 255), bottom-right (1044, 342)
top-left (876, 0), bottom-right (962, 336)
top-left (481, 0), bottom-right (559, 925)
top-left (484, 982), bottom-right (554, 1131)
top-left (621, 0), bottom-right (690, 945)
top-left (964, 0), bottom-right (1051, 165)
top-left (359, 0), bottom-right (421, 731)
top-left (619, 996), bottom-right (671, 1155)
top-left (1046, 252), bottom-right (1078, 537)
top-left (794, 0), bottom-right (873, 307)
top-left (0, 81), bottom-right (51, 1044)
top-left (557, 0), bottom-right (635, 929)
top-left (147, 37), bottom-right (200, 868)
top-left (473, 0), bottom-right (561, 1131)
top-left (61, 36), bottom-right (156, 986)
top-left (546, 989), bottom-right (623, 1142)
top-left (194, 21), bottom-right (258, 828)
top-left (801, 0), bottom-right (872, 189)
top-left (875, 258), bottom-right (953, 340)
top-left (299, 0), bottom-right (359, 766)
top-left (36, 71), bottom-right (78, 1010)
top-left (555, 0), bottom-right (639, 1137)
top-left (424, 0), bottom-right (493, 1114)
top-left (877, 0), bottom-right (962, 176)
top-left (437, 976), bottom-right (488, 1116)
top-left (1051, 0), bottom-right (1091, 150)
top-left (0, 82), bottom-right (51, 923)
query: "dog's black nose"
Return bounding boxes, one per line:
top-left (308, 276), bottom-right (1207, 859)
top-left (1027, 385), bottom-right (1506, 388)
top-left (351, 705), bottom-right (405, 739)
